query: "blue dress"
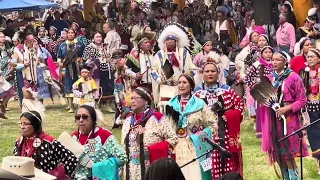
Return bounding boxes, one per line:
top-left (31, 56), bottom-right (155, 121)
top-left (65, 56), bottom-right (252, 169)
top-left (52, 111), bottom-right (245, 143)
top-left (57, 39), bottom-right (85, 96)
top-left (37, 47), bottom-right (52, 100)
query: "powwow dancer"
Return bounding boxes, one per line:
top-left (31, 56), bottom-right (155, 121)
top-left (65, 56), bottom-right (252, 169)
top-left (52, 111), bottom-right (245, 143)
top-left (57, 28), bottom-right (85, 113)
top-left (126, 31), bottom-right (156, 91)
top-left (152, 22), bottom-right (197, 113)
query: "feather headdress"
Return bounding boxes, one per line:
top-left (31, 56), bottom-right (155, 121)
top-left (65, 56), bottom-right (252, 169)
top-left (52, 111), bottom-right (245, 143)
top-left (157, 22), bottom-right (190, 50)
top-left (207, 50), bottom-right (221, 64)
top-left (250, 76), bottom-right (287, 135)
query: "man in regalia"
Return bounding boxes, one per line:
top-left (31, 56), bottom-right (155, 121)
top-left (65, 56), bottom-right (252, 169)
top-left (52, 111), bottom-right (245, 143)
top-left (126, 31), bottom-right (156, 91)
top-left (152, 24), bottom-right (197, 113)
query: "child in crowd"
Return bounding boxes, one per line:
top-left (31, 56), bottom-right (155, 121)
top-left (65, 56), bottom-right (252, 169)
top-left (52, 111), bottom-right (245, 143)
top-left (73, 65), bottom-right (97, 107)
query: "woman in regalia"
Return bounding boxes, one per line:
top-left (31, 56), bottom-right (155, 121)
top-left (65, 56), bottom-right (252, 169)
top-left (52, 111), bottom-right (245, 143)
top-left (71, 105), bottom-right (126, 179)
top-left (305, 48), bottom-right (320, 175)
top-left (245, 46), bottom-right (274, 138)
top-left (0, 31), bottom-right (14, 118)
top-left (82, 31), bottom-right (115, 112)
top-left (166, 74), bottom-right (218, 180)
top-left (46, 26), bottom-right (60, 61)
top-left (193, 40), bottom-right (213, 86)
top-left (33, 38), bottom-right (53, 105)
top-left (57, 28), bottom-right (85, 113)
top-left (14, 110), bottom-right (78, 179)
top-left (193, 63), bottom-right (244, 179)
top-left (37, 27), bottom-right (50, 46)
top-left (290, 37), bottom-right (313, 74)
top-left (263, 51), bottom-right (308, 179)
top-left (121, 87), bottom-right (178, 180)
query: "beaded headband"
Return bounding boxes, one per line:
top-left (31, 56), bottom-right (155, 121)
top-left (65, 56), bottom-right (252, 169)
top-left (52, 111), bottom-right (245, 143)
top-left (23, 111), bottom-right (42, 123)
top-left (309, 48), bottom-right (320, 58)
top-left (136, 87), bottom-right (152, 101)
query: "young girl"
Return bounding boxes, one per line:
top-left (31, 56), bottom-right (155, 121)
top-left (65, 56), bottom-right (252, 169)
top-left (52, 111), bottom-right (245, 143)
top-left (73, 65), bottom-right (97, 107)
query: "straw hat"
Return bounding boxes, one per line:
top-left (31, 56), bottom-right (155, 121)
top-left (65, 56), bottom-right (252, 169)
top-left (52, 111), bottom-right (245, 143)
top-left (0, 156), bottom-right (56, 180)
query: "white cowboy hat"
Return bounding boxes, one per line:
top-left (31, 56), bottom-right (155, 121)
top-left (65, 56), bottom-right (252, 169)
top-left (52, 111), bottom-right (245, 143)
top-left (0, 156), bottom-right (56, 180)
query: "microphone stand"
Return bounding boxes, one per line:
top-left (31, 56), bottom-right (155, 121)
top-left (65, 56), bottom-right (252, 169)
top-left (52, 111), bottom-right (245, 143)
top-left (179, 148), bottom-right (214, 169)
top-left (278, 118), bottom-right (320, 180)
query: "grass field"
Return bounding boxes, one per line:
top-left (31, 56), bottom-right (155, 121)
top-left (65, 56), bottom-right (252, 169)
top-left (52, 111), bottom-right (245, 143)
top-left (0, 100), bottom-right (319, 179)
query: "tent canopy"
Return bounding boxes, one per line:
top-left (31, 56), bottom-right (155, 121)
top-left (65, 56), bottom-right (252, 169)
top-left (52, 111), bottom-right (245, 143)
top-left (0, 0), bottom-right (59, 12)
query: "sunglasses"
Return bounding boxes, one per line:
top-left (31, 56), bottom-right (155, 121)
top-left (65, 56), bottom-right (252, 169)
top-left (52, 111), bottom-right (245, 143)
top-left (75, 114), bottom-right (89, 121)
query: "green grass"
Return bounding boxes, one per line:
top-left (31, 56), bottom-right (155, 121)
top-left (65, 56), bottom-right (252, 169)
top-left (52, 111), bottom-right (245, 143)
top-left (0, 100), bottom-right (319, 179)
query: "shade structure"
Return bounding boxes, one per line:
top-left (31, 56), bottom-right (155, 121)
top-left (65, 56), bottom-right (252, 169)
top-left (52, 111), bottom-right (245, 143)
top-left (0, 0), bottom-right (59, 12)
top-left (23, 0), bottom-right (60, 9)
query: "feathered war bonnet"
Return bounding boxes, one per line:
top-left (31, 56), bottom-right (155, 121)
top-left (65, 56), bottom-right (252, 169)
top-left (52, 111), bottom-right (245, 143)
top-left (157, 22), bottom-right (190, 50)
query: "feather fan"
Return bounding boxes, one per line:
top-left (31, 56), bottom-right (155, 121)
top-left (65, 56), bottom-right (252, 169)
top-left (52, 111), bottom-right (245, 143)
top-left (162, 59), bottom-right (174, 80)
top-left (63, 47), bottom-right (79, 66)
top-left (250, 76), bottom-right (287, 135)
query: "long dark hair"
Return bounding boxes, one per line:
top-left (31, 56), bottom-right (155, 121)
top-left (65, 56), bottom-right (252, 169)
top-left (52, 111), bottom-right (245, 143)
top-left (145, 158), bottom-right (185, 180)
top-left (17, 111), bottom-right (43, 167)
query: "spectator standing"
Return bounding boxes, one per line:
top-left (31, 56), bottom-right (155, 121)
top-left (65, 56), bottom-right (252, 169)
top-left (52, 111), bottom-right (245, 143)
top-left (276, 13), bottom-right (296, 53)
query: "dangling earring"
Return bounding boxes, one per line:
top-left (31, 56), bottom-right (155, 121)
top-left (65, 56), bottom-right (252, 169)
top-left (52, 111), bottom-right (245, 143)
top-left (144, 103), bottom-right (149, 110)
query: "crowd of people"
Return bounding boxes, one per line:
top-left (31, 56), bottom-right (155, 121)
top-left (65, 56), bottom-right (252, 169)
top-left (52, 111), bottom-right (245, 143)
top-left (0, 0), bottom-right (320, 180)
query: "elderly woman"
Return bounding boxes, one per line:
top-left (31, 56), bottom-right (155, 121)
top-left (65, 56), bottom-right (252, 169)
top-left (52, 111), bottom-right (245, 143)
top-left (263, 51), bottom-right (308, 179)
top-left (166, 74), bottom-right (218, 180)
top-left (121, 87), bottom-right (178, 180)
top-left (71, 105), bottom-right (126, 179)
top-left (305, 49), bottom-right (320, 175)
top-left (193, 63), bottom-right (245, 179)
top-left (14, 111), bottom-right (78, 179)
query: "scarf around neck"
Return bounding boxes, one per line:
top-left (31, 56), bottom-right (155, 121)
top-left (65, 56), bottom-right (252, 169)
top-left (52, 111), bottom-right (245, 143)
top-left (259, 57), bottom-right (272, 68)
top-left (273, 68), bottom-right (293, 88)
top-left (168, 95), bottom-right (206, 128)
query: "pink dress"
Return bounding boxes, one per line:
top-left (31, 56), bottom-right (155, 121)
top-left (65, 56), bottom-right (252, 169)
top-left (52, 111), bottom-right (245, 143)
top-left (264, 72), bottom-right (309, 164)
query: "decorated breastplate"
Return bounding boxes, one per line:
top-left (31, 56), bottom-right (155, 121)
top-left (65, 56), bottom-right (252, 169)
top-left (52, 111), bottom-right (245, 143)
top-left (177, 124), bottom-right (205, 138)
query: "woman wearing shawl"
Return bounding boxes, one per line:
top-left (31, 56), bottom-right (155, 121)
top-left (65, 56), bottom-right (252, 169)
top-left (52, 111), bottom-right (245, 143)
top-left (37, 27), bottom-right (50, 46)
top-left (263, 51), bottom-right (308, 180)
top-left (46, 26), bottom-right (61, 61)
top-left (193, 40), bottom-right (213, 86)
top-left (194, 63), bottom-right (244, 179)
top-left (14, 110), bottom-right (78, 179)
top-left (121, 87), bottom-right (178, 180)
top-left (193, 40), bottom-right (213, 69)
top-left (72, 105), bottom-right (126, 179)
top-left (57, 28), bottom-right (85, 113)
top-left (305, 48), bottom-right (320, 175)
top-left (166, 74), bottom-right (218, 180)
top-left (33, 38), bottom-right (53, 105)
top-left (245, 46), bottom-right (274, 138)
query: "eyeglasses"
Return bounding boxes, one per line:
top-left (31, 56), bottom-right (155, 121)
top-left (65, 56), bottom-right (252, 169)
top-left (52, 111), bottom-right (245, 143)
top-left (75, 114), bottom-right (90, 121)
top-left (131, 96), bottom-right (142, 100)
top-left (18, 122), bottom-right (32, 127)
